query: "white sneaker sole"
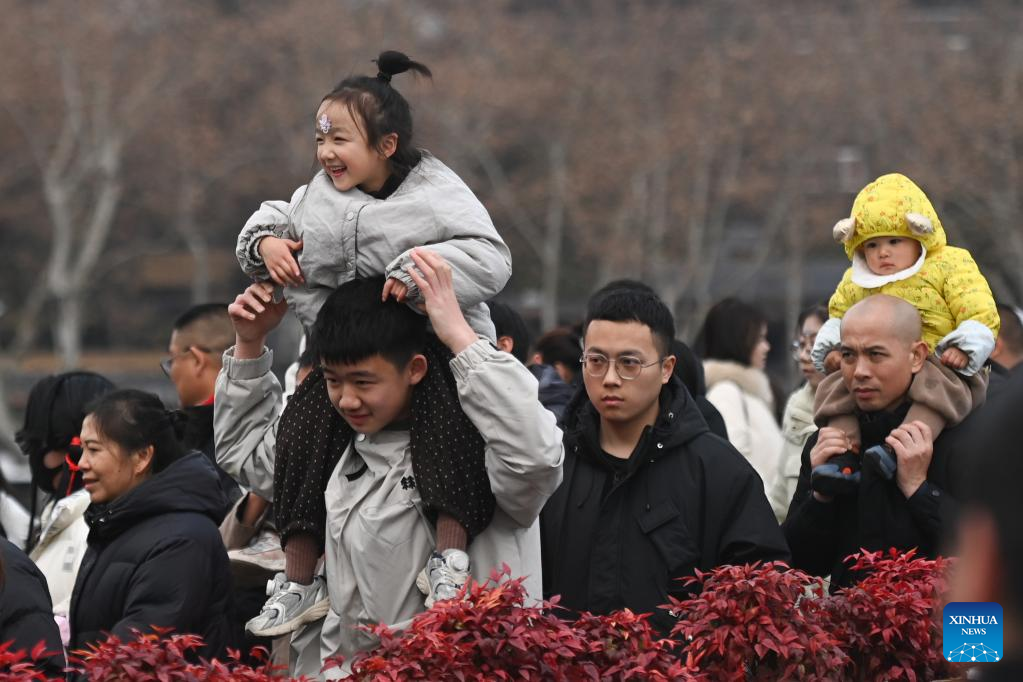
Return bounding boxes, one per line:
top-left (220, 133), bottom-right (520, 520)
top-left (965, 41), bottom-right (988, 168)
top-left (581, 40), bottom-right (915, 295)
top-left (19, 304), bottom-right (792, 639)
top-left (245, 597), bottom-right (330, 638)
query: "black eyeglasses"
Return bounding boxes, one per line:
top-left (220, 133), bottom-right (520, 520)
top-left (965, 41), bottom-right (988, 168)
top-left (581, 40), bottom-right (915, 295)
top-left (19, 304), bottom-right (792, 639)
top-left (160, 345), bottom-right (214, 376)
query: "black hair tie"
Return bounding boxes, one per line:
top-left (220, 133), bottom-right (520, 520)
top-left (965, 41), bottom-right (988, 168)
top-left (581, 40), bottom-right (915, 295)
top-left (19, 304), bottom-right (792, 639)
top-left (377, 71), bottom-right (392, 83)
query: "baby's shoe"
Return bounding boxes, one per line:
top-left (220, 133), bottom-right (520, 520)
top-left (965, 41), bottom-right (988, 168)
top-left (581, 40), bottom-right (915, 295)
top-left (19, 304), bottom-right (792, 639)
top-left (415, 549), bottom-right (470, 608)
top-left (864, 443), bottom-right (898, 480)
top-left (811, 450), bottom-right (862, 497)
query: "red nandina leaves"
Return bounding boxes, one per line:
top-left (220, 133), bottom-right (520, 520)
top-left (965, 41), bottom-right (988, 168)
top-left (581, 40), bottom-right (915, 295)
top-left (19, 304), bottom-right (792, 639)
top-left (666, 560), bottom-right (847, 681)
top-left (332, 566), bottom-right (694, 681)
top-left (2, 550), bottom-right (959, 681)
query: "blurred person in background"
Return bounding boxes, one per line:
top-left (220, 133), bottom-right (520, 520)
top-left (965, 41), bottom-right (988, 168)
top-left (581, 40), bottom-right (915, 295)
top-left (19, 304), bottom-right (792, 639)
top-left (988, 302), bottom-right (1023, 400)
top-left (164, 303), bottom-right (241, 513)
top-left (0, 467), bottom-right (30, 551)
top-left (697, 297), bottom-right (783, 491)
top-left (769, 304), bottom-right (829, 522)
top-left (70, 389), bottom-right (235, 658)
top-left (0, 538), bottom-right (66, 677)
top-left (486, 301), bottom-right (530, 365)
top-left (951, 365), bottom-right (1023, 679)
top-left (489, 300), bottom-right (579, 424)
top-left (530, 327), bottom-right (580, 423)
top-left (532, 327), bottom-right (582, 387)
top-left (16, 371), bottom-right (114, 645)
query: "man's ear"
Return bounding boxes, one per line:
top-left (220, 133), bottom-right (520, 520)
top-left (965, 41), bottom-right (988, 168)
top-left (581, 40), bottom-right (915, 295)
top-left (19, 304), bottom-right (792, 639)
top-left (378, 133), bottom-right (398, 159)
top-left (192, 347), bottom-right (212, 376)
top-left (909, 340), bottom-right (929, 373)
top-left (407, 354), bottom-right (429, 386)
top-left (661, 355), bottom-right (677, 384)
top-left (496, 335), bottom-right (515, 355)
top-left (133, 445), bottom-right (155, 477)
top-left (531, 352), bottom-right (544, 366)
top-left (991, 335), bottom-right (1005, 363)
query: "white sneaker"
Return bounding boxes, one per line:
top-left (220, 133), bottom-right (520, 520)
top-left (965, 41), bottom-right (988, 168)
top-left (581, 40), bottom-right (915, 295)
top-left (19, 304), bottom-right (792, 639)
top-left (415, 549), bottom-right (470, 608)
top-left (245, 572), bottom-right (329, 637)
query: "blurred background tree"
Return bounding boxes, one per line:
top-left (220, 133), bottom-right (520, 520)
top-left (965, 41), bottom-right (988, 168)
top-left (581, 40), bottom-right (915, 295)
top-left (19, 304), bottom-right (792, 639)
top-left (0, 0), bottom-right (1021, 460)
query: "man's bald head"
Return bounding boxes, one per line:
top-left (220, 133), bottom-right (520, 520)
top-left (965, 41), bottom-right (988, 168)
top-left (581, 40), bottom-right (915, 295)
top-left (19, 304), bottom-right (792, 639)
top-left (841, 295), bottom-right (922, 345)
top-left (839, 295), bottom-right (929, 413)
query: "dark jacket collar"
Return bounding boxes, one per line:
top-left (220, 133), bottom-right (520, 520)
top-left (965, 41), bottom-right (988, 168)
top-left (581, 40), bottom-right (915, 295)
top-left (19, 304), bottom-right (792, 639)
top-left (563, 376), bottom-right (710, 472)
top-left (84, 451), bottom-right (227, 542)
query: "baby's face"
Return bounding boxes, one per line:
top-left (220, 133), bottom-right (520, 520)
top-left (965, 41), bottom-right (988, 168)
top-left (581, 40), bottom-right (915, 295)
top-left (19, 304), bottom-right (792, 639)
top-left (860, 236), bottom-right (921, 275)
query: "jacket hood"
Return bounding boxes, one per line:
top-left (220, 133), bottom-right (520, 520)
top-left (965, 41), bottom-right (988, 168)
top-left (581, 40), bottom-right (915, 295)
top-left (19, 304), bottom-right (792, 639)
top-left (84, 451), bottom-right (227, 542)
top-left (562, 376), bottom-right (710, 469)
top-left (839, 173), bottom-right (946, 260)
top-left (703, 359), bottom-right (775, 408)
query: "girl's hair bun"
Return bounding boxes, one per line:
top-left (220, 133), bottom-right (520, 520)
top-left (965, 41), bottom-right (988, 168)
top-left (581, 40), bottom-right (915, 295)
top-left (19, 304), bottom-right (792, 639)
top-left (373, 50), bottom-right (432, 83)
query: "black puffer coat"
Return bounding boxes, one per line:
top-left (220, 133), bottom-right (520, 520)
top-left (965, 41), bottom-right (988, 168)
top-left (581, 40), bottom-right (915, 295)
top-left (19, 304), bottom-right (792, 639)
top-left (69, 451), bottom-right (235, 657)
top-left (541, 377), bottom-right (789, 634)
top-left (0, 537), bottom-right (66, 677)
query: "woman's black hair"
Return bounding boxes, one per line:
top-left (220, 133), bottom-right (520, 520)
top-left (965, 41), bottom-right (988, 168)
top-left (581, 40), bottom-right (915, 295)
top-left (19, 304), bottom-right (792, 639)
top-left (695, 297), bottom-right (769, 367)
top-left (322, 50), bottom-right (431, 180)
top-left (797, 303), bottom-right (829, 331)
top-left (85, 389), bottom-right (187, 476)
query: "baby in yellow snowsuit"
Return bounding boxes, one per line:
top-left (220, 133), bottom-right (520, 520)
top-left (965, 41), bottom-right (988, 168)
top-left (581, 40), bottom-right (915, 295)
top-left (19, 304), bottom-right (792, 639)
top-left (811, 173), bottom-right (999, 461)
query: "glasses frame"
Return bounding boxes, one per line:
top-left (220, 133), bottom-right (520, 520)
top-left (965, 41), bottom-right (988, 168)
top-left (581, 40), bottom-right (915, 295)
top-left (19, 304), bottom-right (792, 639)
top-left (790, 334), bottom-right (818, 361)
top-left (160, 345), bottom-right (213, 377)
top-left (579, 353), bottom-right (663, 381)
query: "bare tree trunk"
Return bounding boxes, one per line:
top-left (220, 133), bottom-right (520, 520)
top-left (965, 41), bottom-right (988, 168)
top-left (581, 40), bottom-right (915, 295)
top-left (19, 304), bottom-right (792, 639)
top-left (54, 293), bottom-right (82, 370)
top-left (542, 143), bottom-right (567, 330)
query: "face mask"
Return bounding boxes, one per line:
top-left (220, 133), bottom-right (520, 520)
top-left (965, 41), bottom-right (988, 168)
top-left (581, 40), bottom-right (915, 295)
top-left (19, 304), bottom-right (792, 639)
top-left (28, 447), bottom-right (65, 494)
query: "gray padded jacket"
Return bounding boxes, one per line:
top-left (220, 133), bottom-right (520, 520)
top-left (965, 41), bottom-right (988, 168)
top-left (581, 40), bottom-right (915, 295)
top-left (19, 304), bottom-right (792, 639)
top-left (236, 153), bottom-right (511, 340)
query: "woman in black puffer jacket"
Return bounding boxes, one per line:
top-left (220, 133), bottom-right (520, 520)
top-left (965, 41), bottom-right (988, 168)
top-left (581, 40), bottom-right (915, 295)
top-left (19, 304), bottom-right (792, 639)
top-left (0, 537), bottom-right (66, 677)
top-left (68, 389), bottom-right (236, 658)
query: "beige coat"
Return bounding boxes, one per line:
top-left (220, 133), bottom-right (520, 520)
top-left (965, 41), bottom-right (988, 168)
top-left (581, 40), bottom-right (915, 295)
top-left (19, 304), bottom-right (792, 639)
top-left (768, 382), bottom-right (817, 523)
top-left (214, 341), bottom-right (564, 678)
top-left (703, 360), bottom-right (783, 493)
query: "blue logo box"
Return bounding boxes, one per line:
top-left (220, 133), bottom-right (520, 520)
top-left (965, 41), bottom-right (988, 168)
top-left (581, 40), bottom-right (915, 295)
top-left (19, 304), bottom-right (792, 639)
top-left (943, 602), bottom-right (1003, 663)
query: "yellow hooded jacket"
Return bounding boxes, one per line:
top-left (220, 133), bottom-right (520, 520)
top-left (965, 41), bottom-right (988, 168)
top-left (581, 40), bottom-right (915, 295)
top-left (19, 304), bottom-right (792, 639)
top-left (817, 173), bottom-right (998, 375)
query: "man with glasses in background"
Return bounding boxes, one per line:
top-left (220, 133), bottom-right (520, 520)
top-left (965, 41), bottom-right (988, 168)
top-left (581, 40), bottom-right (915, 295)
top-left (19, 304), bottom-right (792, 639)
top-left (540, 286), bottom-right (788, 634)
top-left (163, 303), bottom-right (241, 511)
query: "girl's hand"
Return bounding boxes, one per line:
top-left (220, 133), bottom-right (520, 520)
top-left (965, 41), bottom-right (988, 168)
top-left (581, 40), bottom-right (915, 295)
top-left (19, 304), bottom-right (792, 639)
top-left (824, 349), bottom-right (842, 374)
top-left (382, 277), bottom-right (409, 302)
top-left (258, 236), bottom-right (305, 287)
top-left (940, 347), bottom-right (969, 370)
top-left (405, 248), bottom-right (478, 355)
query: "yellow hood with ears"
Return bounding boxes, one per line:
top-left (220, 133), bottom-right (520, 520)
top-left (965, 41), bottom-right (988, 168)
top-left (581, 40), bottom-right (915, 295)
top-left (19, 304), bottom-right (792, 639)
top-left (833, 173), bottom-right (947, 260)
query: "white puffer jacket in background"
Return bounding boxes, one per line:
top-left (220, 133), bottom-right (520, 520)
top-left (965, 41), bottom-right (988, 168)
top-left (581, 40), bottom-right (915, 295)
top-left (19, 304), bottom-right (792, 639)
top-left (29, 489), bottom-right (91, 619)
top-left (703, 359), bottom-right (783, 493)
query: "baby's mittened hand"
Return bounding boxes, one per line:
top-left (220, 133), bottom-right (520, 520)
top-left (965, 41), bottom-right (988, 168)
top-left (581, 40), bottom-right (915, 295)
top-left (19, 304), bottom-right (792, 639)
top-left (258, 236), bottom-right (305, 287)
top-left (941, 346), bottom-right (969, 370)
top-left (382, 277), bottom-right (409, 302)
top-left (824, 349), bottom-right (842, 374)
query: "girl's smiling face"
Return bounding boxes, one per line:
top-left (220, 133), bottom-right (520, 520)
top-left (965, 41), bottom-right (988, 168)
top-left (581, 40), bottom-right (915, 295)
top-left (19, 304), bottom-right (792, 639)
top-left (860, 236), bottom-right (922, 275)
top-left (315, 100), bottom-right (395, 194)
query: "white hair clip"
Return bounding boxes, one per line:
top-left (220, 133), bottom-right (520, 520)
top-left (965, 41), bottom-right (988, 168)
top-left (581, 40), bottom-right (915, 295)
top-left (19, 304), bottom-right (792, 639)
top-left (317, 114), bottom-right (331, 134)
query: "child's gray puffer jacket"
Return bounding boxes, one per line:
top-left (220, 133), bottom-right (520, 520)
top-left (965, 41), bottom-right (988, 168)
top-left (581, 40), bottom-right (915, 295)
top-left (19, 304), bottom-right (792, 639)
top-left (236, 153), bottom-right (511, 340)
